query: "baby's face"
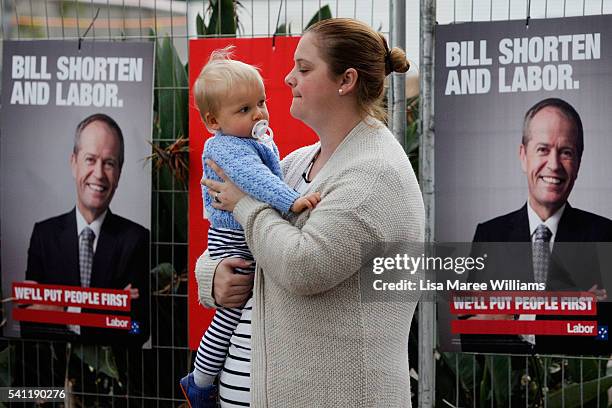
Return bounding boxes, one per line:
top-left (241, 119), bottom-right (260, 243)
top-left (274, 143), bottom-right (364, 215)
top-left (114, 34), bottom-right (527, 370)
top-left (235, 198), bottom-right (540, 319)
top-left (211, 81), bottom-right (269, 138)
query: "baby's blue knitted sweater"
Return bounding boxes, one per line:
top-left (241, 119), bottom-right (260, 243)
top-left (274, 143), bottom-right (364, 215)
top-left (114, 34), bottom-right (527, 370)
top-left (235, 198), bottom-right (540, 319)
top-left (202, 133), bottom-right (300, 230)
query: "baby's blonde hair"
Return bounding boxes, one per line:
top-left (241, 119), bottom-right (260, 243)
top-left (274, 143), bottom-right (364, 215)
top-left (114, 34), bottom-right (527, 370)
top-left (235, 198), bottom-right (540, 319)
top-left (194, 46), bottom-right (264, 119)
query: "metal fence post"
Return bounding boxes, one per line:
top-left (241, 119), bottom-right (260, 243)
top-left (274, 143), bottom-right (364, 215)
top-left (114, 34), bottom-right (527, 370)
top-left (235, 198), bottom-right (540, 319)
top-left (419, 0), bottom-right (436, 407)
top-left (389, 0), bottom-right (406, 149)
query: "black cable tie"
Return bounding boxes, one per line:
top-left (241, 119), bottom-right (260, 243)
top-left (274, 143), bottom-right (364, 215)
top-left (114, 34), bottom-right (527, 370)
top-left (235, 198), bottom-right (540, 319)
top-left (78, 7), bottom-right (101, 50)
top-left (525, 0), bottom-right (532, 28)
top-left (272, 0), bottom-right (284, 49)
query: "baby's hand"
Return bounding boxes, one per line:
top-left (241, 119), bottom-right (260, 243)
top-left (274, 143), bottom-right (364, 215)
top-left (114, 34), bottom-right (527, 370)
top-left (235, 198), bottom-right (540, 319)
top-left (290, 192), bottom-right (322, 213)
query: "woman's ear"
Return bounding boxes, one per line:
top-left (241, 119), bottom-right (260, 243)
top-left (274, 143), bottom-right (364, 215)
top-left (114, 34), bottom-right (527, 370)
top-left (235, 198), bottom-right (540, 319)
top-left (338, 68), bottom-right (358, 95)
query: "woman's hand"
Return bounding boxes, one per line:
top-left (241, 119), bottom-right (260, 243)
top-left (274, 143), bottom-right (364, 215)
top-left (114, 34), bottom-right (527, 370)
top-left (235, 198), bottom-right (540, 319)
top-left (201, 159), bottom-right (246, 212)
top-left (213, 258), bottom-right (254, 308)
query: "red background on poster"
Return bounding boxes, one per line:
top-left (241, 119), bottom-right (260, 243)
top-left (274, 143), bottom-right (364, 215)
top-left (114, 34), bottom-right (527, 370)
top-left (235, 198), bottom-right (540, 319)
top-left (188, 37), bottom-right (318, 350)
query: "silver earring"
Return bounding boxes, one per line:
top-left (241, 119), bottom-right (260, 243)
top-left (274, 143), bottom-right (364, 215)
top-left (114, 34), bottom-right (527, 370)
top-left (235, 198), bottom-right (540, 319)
top-left (338, 89), bottom-right (343, 94)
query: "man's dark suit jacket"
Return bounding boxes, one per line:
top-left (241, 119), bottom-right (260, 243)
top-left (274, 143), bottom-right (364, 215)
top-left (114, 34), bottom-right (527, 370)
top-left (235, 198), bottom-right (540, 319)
top-left (21, 208), bottom-right (150, 346)
top-left (462, 203), bottom-right (612, 354)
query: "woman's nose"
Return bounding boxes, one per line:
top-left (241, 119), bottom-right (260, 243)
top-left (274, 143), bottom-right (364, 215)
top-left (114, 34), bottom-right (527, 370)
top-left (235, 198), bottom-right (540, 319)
top-left (285, 69), bottom-right (295, 87)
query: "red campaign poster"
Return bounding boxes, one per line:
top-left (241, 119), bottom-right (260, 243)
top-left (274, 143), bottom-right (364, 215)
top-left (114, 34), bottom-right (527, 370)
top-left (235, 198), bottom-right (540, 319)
top-left (187, 37), bottom-right (318, 350)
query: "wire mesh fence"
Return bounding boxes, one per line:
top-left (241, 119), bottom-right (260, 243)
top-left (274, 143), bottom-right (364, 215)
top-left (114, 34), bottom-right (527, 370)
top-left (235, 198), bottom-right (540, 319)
top-left (436, 0), bottom-right (612, 23)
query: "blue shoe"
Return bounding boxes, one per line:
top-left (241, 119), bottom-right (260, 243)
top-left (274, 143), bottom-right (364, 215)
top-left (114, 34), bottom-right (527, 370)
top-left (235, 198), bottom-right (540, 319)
top-left (179, 373), bottom-right (218, 408)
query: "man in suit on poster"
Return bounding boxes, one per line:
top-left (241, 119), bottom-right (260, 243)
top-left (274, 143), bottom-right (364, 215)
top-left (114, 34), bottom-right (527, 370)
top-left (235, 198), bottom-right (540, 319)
top-left (21, 113), bottom-right (150, 346)
top-left (463, 98), bottom-right (612, 354)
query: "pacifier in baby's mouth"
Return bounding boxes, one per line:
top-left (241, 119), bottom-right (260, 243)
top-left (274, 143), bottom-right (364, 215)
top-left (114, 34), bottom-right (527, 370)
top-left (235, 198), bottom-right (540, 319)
top-left (252, 119), bottom-right (274, 143)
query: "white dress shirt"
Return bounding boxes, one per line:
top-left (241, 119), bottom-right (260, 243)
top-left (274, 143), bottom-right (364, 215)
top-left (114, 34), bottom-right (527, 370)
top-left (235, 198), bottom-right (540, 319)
top-left (526, 200), bottom-right (565, 249)
top-left (75, 207), bottom-right (107, 252)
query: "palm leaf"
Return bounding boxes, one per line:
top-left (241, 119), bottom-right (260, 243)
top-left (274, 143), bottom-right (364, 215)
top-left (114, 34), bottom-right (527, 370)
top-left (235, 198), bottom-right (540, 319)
top-left (305, 5), bottom-right (332, 29)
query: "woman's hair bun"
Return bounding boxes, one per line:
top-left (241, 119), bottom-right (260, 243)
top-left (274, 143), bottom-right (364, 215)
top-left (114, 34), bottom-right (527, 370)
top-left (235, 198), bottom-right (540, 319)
top-left (388, 47), bottom-right (410, 74)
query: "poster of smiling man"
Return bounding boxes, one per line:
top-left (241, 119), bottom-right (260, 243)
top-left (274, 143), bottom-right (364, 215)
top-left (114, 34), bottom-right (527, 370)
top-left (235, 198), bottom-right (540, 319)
top-left (435, 15), bottom-right (612, 355)
top-left (1, 41), bottom-right (154, 346)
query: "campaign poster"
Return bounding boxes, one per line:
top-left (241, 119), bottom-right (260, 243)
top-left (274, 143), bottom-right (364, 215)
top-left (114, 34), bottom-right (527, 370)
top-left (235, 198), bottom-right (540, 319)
top-left (0, 41), bottom-right (154, 347)
top-left (188, 37), bottom-right (318, 350)
top-left (435, 15), bottom-right (612, 355)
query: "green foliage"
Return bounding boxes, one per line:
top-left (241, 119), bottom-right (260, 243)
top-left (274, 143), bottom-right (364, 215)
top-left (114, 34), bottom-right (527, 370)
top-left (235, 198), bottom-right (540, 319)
top-left (208, 0), bottom-right (237, 35)
top-left (486, 356), bottom-right (511, 407)
top-left (73, 345), bottom-right (120, 381)
top-left (437, 352), bottom-right (480, 407)
top-left (305, 5), bottom-right (332, 29)
top-left (275, 22), bottom-right (292, 35)
top-left (438, 353), bottom-right (612, 408)
top-left (152, 262), bottom-right (175, 291)
top-left (547, 374), bottom-right (612, 407)
top-left (0, 345), bottom-right (14, 387)
top-left (565, 357), bottom-right (601, 382)
top-left (60, 0), bottom-right (89, 20)
top-left (196, 13), bottom-right (206, 36)
top-left (196, 0), bottom-right (241, 36)
top-left (16, 25), bottom-right (46, 39)
top-left (152, 33), bottom-right (189, 248)
top-left (152, 262), bottom-right (184, 295)
top-left (155, 35), bottom-right (189, 142)
top-left (275, 5), bottom-right (332, 35)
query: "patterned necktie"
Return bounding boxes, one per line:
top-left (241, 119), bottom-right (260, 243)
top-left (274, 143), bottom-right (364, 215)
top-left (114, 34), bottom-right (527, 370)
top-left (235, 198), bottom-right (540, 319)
top-left (79, 227), bottom-right (95, 288)
top-left (533, 224), bottom-right (552, 286)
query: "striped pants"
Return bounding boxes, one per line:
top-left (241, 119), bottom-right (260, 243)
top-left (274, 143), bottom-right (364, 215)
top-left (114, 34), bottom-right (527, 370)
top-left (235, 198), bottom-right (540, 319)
top-left (194, 227), bottom-right (254, 379)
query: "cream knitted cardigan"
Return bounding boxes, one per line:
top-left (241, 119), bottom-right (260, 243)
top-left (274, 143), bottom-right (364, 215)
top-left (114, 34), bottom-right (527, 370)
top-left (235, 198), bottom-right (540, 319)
top-left (196, 119), bottom-right (424, 407)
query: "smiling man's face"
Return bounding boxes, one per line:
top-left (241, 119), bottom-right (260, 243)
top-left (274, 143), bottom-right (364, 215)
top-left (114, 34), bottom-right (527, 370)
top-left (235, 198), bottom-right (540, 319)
top-left (520, 106), bottom-right (581, 220)
top-left (71, 120), bottom-right (122, 223)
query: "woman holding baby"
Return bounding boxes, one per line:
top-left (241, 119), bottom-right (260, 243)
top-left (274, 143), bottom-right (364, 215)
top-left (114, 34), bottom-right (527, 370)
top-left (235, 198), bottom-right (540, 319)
top-left (199, 18), bottom-right (424, 407)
